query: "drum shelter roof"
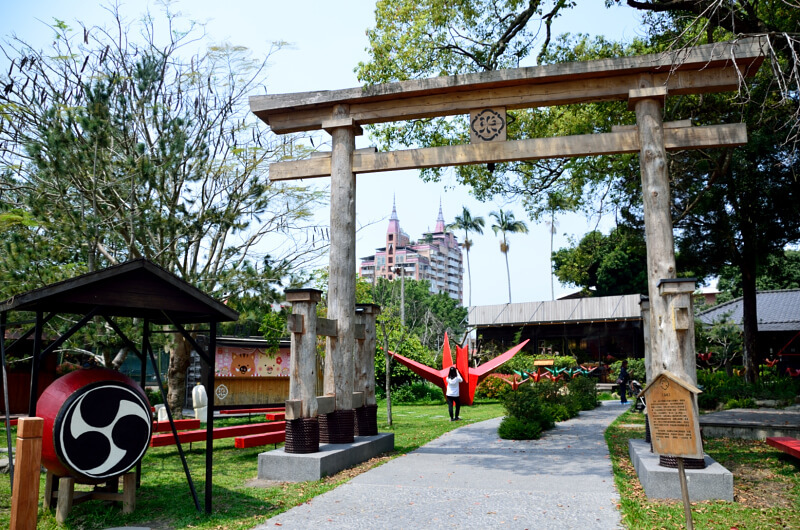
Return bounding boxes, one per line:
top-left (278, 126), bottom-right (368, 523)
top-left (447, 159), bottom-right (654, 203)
top-left (0, 258), bottom-right (239, 325)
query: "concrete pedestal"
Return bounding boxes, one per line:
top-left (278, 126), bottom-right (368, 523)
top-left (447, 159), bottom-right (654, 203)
top-left (258, 433), bottom-right (394, 482)
top-left (628, 439), bottom-right (733, 501)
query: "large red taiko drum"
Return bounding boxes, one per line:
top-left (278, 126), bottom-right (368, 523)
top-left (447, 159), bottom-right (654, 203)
top-left (37, 367), bottom-right (152, 483)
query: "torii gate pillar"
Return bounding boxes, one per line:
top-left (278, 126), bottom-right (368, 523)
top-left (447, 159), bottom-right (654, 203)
top-left (631, 80), bottom-right (696, 384)
top-left (324, 104), bottom-right (362, 415)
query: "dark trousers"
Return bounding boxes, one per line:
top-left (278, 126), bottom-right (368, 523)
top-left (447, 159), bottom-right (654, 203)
top-left (447, 395), bottom-right (461, 419)
top-left (620, 383), bottom-right (628, 403)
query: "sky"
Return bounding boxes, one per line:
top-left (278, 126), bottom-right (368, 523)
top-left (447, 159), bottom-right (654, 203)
top-left (0, 1), bottom-right (647, 307)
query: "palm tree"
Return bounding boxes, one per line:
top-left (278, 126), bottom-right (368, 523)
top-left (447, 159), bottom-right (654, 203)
top-left (490, 209), bottom-right (529, 304)
top-left (448, 206), bottom-right (485, 307)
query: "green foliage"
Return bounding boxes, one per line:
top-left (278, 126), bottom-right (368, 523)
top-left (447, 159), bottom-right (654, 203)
top-left (475, 374), bottom-right (513, 399)
top-left (552, 225), bottom-right (649, 296)
top-left (696, 368), bottom-right (800, 410)
top-left (391, 381), bottom-right (445, 404)
top-left (694, 313), bottom-right (743, 374)
top-left (371, 277), bottom-right (467, 351)
top-left (566, 375), bottom-right (600, 410)
top-left (375, 330), bottom-right (436, 390)
top-left (501, 386), bottom-right (555, 430)
top-left (498, 415), bottom-right (543, 440)
top-left (717, 250), bottom-right (800, 297)
top-left (497, 375), bottom-right (598, 440)
top-left (259, 309), bottom-right (288, 354)
top-left (0, 4), bottom-right (326, 406)
top-left (609, 358), bottom-right (645, 383)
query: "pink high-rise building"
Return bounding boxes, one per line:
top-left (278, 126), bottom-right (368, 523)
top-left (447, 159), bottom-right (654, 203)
top-left (359, 200), bottom-right (464, 303)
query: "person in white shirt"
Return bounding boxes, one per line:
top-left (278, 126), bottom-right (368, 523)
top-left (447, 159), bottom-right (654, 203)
top-left (445, 366), bottom-right (463, 421)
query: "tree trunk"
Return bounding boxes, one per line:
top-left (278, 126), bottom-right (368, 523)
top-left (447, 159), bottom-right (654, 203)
top-left (167, 333), bottom-right (193, 417)
top-left (504, 249), bottom-right (512, 304)
top-left (740, 238), bottom-right (760, 383)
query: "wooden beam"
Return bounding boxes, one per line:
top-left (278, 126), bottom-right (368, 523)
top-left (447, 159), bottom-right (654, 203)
top-left (251, 39), bottom-right (764, 133)
top-left (259, 67), bottom-right (747, 134)
top-left (268, 123), bottom-right (747, 181)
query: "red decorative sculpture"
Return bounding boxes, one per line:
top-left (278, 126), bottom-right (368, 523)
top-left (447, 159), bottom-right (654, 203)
top-left (492, 373), bottom-right (531, 391)
top-left (698, 352), bottom-right (713, 363)
top-left (389, 333), bottom-right (529, 405)
top-left (787, 367), bottom-right (800, 377)
top-left (764, 358), bottom-right (779, 367)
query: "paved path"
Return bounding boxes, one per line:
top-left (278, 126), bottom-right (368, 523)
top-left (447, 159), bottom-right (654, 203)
top-left (257, 402), bottom-right (628, 529)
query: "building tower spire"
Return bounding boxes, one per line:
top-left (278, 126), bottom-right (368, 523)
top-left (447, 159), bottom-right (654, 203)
top-left (387, 194), bottom-right (401, 234)
top-left (434, 198), bottom-right (446, 233)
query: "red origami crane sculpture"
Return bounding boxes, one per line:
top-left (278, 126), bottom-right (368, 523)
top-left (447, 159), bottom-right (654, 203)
top-left (698, 352), bottom-right (713, 363)
top-left (389, 332), bottom-right (529, 405)
top-left (764, 358), bottom-right (779, 367)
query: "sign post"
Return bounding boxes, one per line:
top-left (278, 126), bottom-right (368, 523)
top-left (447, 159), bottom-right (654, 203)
top-left (642, 371), bottom-right (703, 530)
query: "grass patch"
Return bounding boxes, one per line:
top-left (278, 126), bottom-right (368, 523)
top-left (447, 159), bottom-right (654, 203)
top-left (1, 399), bottom-right (504, 528)
top-left (606, 410), bottom-right (800, 529)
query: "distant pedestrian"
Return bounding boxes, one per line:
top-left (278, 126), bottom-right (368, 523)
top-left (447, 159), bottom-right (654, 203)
top-left (445, 366), bottom-right (463, 421)
top-left (617, 361), bottom-right (630, 404)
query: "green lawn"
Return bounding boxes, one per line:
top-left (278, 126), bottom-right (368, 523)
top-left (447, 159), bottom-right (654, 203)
top-left (0, 400), bottom-right (504, 529)
top-left (606, 409), bottom-right (800, 529)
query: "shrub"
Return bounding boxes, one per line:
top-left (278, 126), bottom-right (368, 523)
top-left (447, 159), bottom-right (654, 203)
top-left (475, 374), bottom-right (512, 399)
top-left (498, 416), bottom-right (542, 440)
top-left (547, 403), bottom-right (572, 422)
top-left (567, 376), bottom-right (599, 410)
top-left (724, 397), bottom-right (757, 410)
top-left (391, 382), bottom-right (444, 404)
top-left (501, 385), bottom-right (555, 431)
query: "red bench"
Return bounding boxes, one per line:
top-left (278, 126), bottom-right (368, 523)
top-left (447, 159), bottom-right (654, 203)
top-left (766, 436), bottom-right (800, 459)
top-left (149, 421), bottom-right (286, 447)
top-left (265, 412), bottom-right (285, 421)
top-left (152, 419), bottom-right (201, 432)
top-left (234, 430), bottom-right (286, 449)
top-left (219, 407), bottom-right (284, 414)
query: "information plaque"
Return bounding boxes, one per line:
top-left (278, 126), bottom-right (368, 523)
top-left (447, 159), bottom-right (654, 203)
top-left (642, 371), bottom-right (704, 459)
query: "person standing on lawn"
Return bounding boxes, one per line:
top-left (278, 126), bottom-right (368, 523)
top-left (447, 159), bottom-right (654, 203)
top-left (445, 366), bottom-right (463, 421)
top-left (618, 360), bottom-right (630, 404)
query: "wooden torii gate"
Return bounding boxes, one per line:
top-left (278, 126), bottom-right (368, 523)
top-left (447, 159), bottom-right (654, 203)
top-left (250, 39), bottom-right (764, 436)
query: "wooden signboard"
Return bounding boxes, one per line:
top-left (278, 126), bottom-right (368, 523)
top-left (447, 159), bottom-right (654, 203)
top-left (642, 371), bottom-right (704, 459)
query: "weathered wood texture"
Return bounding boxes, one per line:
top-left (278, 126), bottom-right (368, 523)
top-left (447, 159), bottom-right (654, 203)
top-left (10, 417), bottom-right (43, 530)
top-left (468, 294), bottom-right (642, 327)
top-left (287, 289), bottom-right (321, 418)
top-left (268, 123), bottom-right (746, 180)
top-left (251, 39), bottom-right (764, 133)
top-left (634, 78), bottom-right (697, 383)
top-left (325, 106), bottom-right (356, 411)
top-left (354, 304), bottom-right (380, 406)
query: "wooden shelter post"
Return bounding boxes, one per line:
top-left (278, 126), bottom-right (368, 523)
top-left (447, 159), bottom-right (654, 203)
top-left (631, 82), bottom-right (696, 383)
top-left (27, 311), bottom-right (43, 416)
top-left (325, 104), bottom-right (360, 415)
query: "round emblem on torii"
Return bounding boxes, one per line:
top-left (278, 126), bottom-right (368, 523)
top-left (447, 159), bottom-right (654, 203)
top-left (470, 109), bottom-right (506, 141)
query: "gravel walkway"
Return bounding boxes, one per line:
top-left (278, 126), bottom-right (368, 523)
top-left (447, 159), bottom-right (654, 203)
top-left (256, 402), bottom-right (628, 529)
